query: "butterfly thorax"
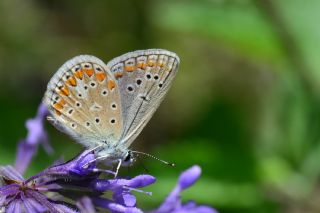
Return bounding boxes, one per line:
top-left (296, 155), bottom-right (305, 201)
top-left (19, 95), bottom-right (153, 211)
top-left (95, 143), bottom-right (131, 165)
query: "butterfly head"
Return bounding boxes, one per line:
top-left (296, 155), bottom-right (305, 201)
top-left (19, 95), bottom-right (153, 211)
top-left (94, 145), bottom-right (136, 166)
top-left (122, 150), bottom-right (136, 166)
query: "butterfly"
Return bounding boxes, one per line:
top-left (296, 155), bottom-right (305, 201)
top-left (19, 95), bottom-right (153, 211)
top-left (43, 49), bottom-right (180, 174)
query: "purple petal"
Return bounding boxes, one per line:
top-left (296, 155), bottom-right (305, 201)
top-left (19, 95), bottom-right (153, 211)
top-left (44, 150), bottom-right (96, 177)
top-left (108, 203), bottom-right (143, 213)
top-left (0, 195), bottom-right (6, 205)
top-left (91, 179), bottom-right (111, 192)
top-left (113, 191), bottom-right (136, 207)
top-left (181, 201), bottom-right (218, 213)
top-left (194, 206), bottom-right (219, 213)
top-left (126, 175), bottom-right (156, 188)
top-left (14, 140), bottom-right (37, 174)
top-left (71, 151), bottom-right (97, 174)
top-left (14, 103), bottom-right (52, 174)
top-left (53, 204), bottom-right (78, 213)
top-left (23, 198), bottom-right (46, 213)
top-left (25, 103), bottom-right (50, 148)
top-left (155, 187), bottom-right (181, 213)
top-left (37, 103), bottom-right (49, 118)
top-left (6, 200), bottom-right (22, 213)
top-left (26, 118), bottom-right (44, 146)
top-left (0, 184), bottom-right (20, 197)
top-left (152, 165), bottom-right (218, 213)
top-left (77, 197), bottom-right (96, 213)
top-left (0, 166), bottom-right (24, 181)
top-left (178, 165), bottom-right (201, 190)
top-left (36, 104), bottom-right (53, 154)
top-left (108, 175), bottom-right (156, 189)
top-left (40, 131), bottom-right (53, 154)
top-left (122, 193), bottom-right (136, 207)
top-left (91, 197), bottom-right (113, 208)
top-left (26, 190), bottom-right (60, 213)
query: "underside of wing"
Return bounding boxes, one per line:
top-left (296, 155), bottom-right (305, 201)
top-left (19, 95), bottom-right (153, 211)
top-left (107, 49), bottom-right (180, 146)
top-left (43, 55), bottom-right (123, 148)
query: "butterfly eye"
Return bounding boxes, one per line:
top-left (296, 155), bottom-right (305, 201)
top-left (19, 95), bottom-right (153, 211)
top-left (124, 151), bottom-right (131, 162)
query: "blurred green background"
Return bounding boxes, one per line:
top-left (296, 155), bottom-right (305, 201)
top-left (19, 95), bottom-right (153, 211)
top-left (1, 0), bottom-right (320, 212)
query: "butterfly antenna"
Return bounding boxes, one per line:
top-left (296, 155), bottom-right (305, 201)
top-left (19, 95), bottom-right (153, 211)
top-left (131, 151), bottom-right (175, 167)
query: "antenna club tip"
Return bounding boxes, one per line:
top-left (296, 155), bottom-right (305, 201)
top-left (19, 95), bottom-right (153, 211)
top-left (169, 163), bottom-right (175, 167)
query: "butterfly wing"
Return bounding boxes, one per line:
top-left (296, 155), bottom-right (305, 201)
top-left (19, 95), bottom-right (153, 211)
top-left (106, 49), bottom-right (180, 146)
top-left (43, 55), bottom-right (123, 149)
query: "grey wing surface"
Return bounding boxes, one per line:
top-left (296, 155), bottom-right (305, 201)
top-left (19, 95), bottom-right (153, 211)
top-left (106, 49), bottom-right (180, 147)
top-left (43, 55), bottom-right (124, 149)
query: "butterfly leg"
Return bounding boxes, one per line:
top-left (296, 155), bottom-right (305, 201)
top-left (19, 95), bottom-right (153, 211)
top-left (82, 155), bottom-right (106, 169)
top-left (92, 168), bottom-right (116, 176)
top-left (86, 144), bottom-right (103, 153)
top-left (81, 145), bottom-right (104, 169)
top-left (114, 159), bottom-right (122, 178)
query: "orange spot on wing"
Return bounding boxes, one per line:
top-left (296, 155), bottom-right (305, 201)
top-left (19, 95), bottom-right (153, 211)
top-left (158, 63), bottom-right (165, 68)
top-left (75, 70), bottom-right (84, 80)
top-left (53, 103), bottom-right (63, 111)
top-left (108, 80), bottom-right (116, 90)
top-left (125, 66), bottom-right (135, 72)
top-left (52, 98), bottom-right (65, 112)
top-left (96, 72), bottom-right (106, 82)
top-left (66, 76), bottom-right (77, 86)
top-left (147, 61), bottom-right (156, 67)
top-left (115, 72), bottom-right (123, 79)
top-left (137, 62), bottom-right (146, 69)
top-left (59, 86), bottom-right (70, 96)
top-left (85, 69), bottom-right (94, 77)
top-left (55, 109), bottom-right (62, 116)
top-left (58, 99), bottom-right (66, 106)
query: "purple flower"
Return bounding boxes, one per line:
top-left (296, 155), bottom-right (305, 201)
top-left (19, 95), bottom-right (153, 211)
top-left (0, 165), bottom-right (77, 213)
top-left (2, 103), bottom-right (217, 212)
top-left (1, 150), bottom-right (155, 213)
top-left (151, 165), bottom-right (217, 213)
top-left (74, 165), bottom-right (218, 213)
top-left (15, 103), bottom-right (53, 175)
top-left (76, 197), bottom-right (95, 213)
